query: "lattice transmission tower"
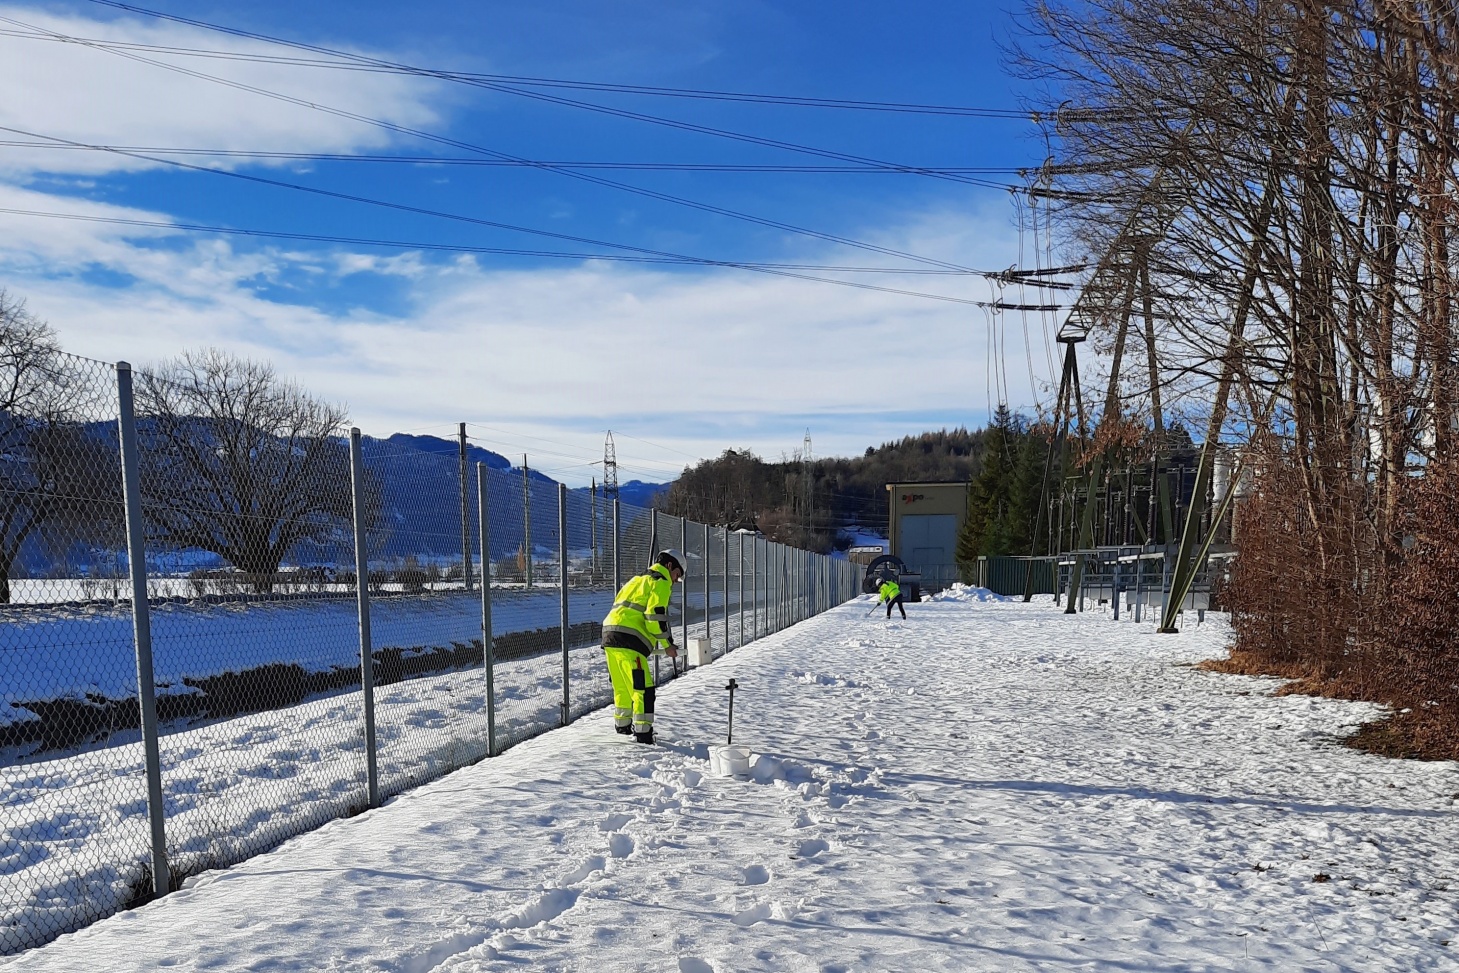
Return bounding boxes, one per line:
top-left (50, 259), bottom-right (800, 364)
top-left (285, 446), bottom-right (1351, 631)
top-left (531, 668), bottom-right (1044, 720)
top-left (603, 431), bottom-right (619, 500)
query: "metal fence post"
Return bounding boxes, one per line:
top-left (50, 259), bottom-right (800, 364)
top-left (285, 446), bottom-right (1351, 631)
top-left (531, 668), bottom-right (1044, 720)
top-left (559, 483), bottom-right (570, 726)
top-left (348, 427), bottom-right (380, 809)
top-left (523, 456), bottom-right (532, 590)
top-left (737, 532), bottom-right (744, 649)
top-left (612, 498), bottom-right (621, 592)
top-left (774, 544), bottom-right (781, 632)
top-left (680, 516), bottom-right (689, 650)
top-left (477, 462), bottom-right (496, 757)
top-left (650, 509), bottom-right (660, 680)
top-left (751, 535), bottom-right (759, 638)
top-left (721, 527), bottom-right (730, 653)
top-left (1113, 558), bottom-right (1122, 621)
top-left (702, 521), bottom-right (711, 653)
top-left (116, 362), bottom-right (170, 898)
top-left (459, 423), bottom-right (473, 592)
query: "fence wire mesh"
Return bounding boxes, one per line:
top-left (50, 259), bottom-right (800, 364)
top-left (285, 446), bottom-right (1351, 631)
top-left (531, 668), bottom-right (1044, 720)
top-left (0, 353), bottom-right (147, 955)
top-left (0, 360), bottom-right (859, 955)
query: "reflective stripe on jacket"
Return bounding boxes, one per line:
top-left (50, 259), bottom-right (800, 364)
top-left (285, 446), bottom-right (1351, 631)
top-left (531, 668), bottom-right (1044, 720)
top-left (602, 563), bottom-right (674, 655)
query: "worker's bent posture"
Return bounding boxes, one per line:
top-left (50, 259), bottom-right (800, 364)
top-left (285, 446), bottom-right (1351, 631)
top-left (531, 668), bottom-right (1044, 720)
top-left (602, 549), bottom-right (685, 744)
top-left (879, 578), bottom-right (907, 620)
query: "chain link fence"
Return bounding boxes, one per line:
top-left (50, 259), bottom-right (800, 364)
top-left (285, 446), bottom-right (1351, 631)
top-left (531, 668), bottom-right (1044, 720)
top-left (0, 359), bottom-right (862, 954)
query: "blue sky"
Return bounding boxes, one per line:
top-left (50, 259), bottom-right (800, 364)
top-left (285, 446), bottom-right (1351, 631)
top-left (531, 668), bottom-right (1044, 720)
top-left (1, 1), bottom-right (1064, 485)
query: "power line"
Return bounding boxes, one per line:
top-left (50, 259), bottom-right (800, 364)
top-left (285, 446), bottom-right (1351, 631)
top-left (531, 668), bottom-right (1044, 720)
top-left (1, 127), bottom-right (1031, 308)
top-left (71, 5), bottom-right (1027, 119)
top-left (1, 14), bottom-right (993, 276)
top-left (0, 206), bottom-right (1004, 275)
top-left (71, 3), bottom-right (1017, 193)
top-left (0, 140), bottom-right (1032, 175)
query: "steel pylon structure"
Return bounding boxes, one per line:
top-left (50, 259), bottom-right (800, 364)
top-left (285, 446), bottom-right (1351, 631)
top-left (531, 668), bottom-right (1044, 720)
top-left (603, 431), bottom-right (619, 500)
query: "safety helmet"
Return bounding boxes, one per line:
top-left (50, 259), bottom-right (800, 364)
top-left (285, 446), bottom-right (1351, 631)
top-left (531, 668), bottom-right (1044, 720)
top-left (656, 549), bottom-right (687, 580)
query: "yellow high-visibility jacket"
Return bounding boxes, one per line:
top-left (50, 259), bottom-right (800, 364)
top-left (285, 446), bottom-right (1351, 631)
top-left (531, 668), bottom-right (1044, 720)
top-left (878, 580), bottom-right (901, 603)
top-left (602, 563), bottom-right (675, 656)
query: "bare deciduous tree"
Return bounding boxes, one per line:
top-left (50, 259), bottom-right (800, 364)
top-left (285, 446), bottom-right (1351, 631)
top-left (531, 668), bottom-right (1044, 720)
top-left (0, 291), bottom-right (119, 603)
top-left (135, 349), bottom-right (358, 594)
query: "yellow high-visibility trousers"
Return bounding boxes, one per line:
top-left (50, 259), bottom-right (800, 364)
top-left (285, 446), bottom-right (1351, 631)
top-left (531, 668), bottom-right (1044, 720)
top-left (605, 646), bottom-right (655, 735)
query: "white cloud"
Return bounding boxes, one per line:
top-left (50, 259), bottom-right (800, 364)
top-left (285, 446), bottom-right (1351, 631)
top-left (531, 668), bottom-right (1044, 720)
top-left (0, 5), bottom-right (444, 177)
top-left (0, 4), bottom-right (1057, 479)
top-left (2, 192), bottom-right (1059, 481)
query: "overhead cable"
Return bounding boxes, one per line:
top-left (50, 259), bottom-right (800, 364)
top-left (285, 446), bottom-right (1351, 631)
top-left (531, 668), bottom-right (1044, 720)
top-left (74, 2), bottom-right (1014, 192)
top-left (15, 22), bottom-right (1028, 119)
top-left (1, 14), bottom-right (988, 275)
top-left (1, 127), bottom-right (1017, 308)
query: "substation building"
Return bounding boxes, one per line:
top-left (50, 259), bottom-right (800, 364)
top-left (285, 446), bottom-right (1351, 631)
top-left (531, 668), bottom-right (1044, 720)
top-left (884, 480), bottom-right (968, 594)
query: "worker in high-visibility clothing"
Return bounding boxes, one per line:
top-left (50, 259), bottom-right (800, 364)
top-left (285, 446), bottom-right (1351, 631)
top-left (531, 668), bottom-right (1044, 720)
top-left (879, 576), bottom-right (907, 620)
top-left (602, 549), bottom-right (685, 744)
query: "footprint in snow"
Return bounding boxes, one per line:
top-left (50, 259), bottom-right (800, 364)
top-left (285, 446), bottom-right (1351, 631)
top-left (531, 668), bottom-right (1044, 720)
top-left (792, 838), bottom-right (829, 859)
top-left (598, 814), bottom-right (634, 832)
top-left (561, 855), bottom-right (606, 885)
top-left (732, 902), bottom-right (772, 927)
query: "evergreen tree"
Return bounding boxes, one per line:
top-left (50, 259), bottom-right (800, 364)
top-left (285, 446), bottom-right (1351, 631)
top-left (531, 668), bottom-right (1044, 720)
top-left (1008, 424), bottom-right (1052, 556)
top-left (956, 405), bottom-right (1021, 579)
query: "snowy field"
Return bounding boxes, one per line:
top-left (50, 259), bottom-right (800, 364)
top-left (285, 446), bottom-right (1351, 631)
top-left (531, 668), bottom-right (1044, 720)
top-left (7, 588), bottom-right (1456, 971)
top-left (1, 584), bottom-right (752, 732)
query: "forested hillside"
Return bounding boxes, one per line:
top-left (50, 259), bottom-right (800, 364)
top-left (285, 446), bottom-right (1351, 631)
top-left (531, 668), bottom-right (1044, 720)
top-left (657, 428), bottom-right (989, 551)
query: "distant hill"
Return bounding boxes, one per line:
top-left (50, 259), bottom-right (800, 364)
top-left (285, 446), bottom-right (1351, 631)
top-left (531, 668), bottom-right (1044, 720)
top-left (617, 480), bottom-right (668, 508)
top-left (657, 428), bottom-right (990, 552)
top-left (364, 434), bottom-right (669, 561)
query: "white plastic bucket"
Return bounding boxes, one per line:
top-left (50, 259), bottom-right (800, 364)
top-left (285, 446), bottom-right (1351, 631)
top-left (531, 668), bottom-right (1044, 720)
top-left (708, 745), bottom-right (752, 778)
top-left (687, 638), bottom-right (713, 667)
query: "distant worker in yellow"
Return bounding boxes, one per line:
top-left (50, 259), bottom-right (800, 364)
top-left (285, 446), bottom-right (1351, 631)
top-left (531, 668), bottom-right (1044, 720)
top-left (878, 575), bottom-right (907, 620)
top-left (602, 549), bottom-right (685, 744)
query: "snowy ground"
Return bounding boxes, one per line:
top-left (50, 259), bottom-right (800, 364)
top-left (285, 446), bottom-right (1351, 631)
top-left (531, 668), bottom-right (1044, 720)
top-left (7, 589), bottom-right (1457, 972)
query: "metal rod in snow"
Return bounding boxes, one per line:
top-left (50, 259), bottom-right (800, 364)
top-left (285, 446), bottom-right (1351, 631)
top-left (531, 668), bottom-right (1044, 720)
top-left (725, 678), bottom-right (738, 745)
top-left (477, 462), bottom-right (497, 757)
top-left (348, 426), bottom-right (380, 810)
top-left (559, 482), bottom-right (570, 726)
top-left (116, 362), bottom-right (170, 899)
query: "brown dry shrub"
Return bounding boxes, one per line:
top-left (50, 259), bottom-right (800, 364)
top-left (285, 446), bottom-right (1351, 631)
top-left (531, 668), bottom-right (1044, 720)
top-left (1368, 456), bottom-right (1459, 759)
top-left (1214, 439), bottom-right (1459, 758)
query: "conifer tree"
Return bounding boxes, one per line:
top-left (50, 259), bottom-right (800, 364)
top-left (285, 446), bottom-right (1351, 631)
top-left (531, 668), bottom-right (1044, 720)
top-left (956, 405), bottom-right (1020, 579)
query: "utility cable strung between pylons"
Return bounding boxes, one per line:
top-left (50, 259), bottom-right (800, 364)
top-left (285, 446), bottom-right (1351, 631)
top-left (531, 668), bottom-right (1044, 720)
top-left (0, 207), bottom-right (1007, 275)
top-left (0, 14), bottom-right (993, 277)
top-left (70, 3), bottom-right (1018, 193)
top-left (0, 127), bottom-right (1042, 310)
top-left (0, 140), bottom-right (1039, 177)
top-left (33, 16), bottom-right (1031, 119)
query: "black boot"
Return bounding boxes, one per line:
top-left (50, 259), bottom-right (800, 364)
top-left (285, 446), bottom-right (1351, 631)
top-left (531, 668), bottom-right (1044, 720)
top-left (633, 730), bottom-right (655, 745)
top-left (615, 725), bottom-right (633, 736)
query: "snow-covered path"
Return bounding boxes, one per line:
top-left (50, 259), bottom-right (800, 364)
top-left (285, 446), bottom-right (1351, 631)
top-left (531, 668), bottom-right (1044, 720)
top-left (7, 592), bottom-right (1456, 972)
